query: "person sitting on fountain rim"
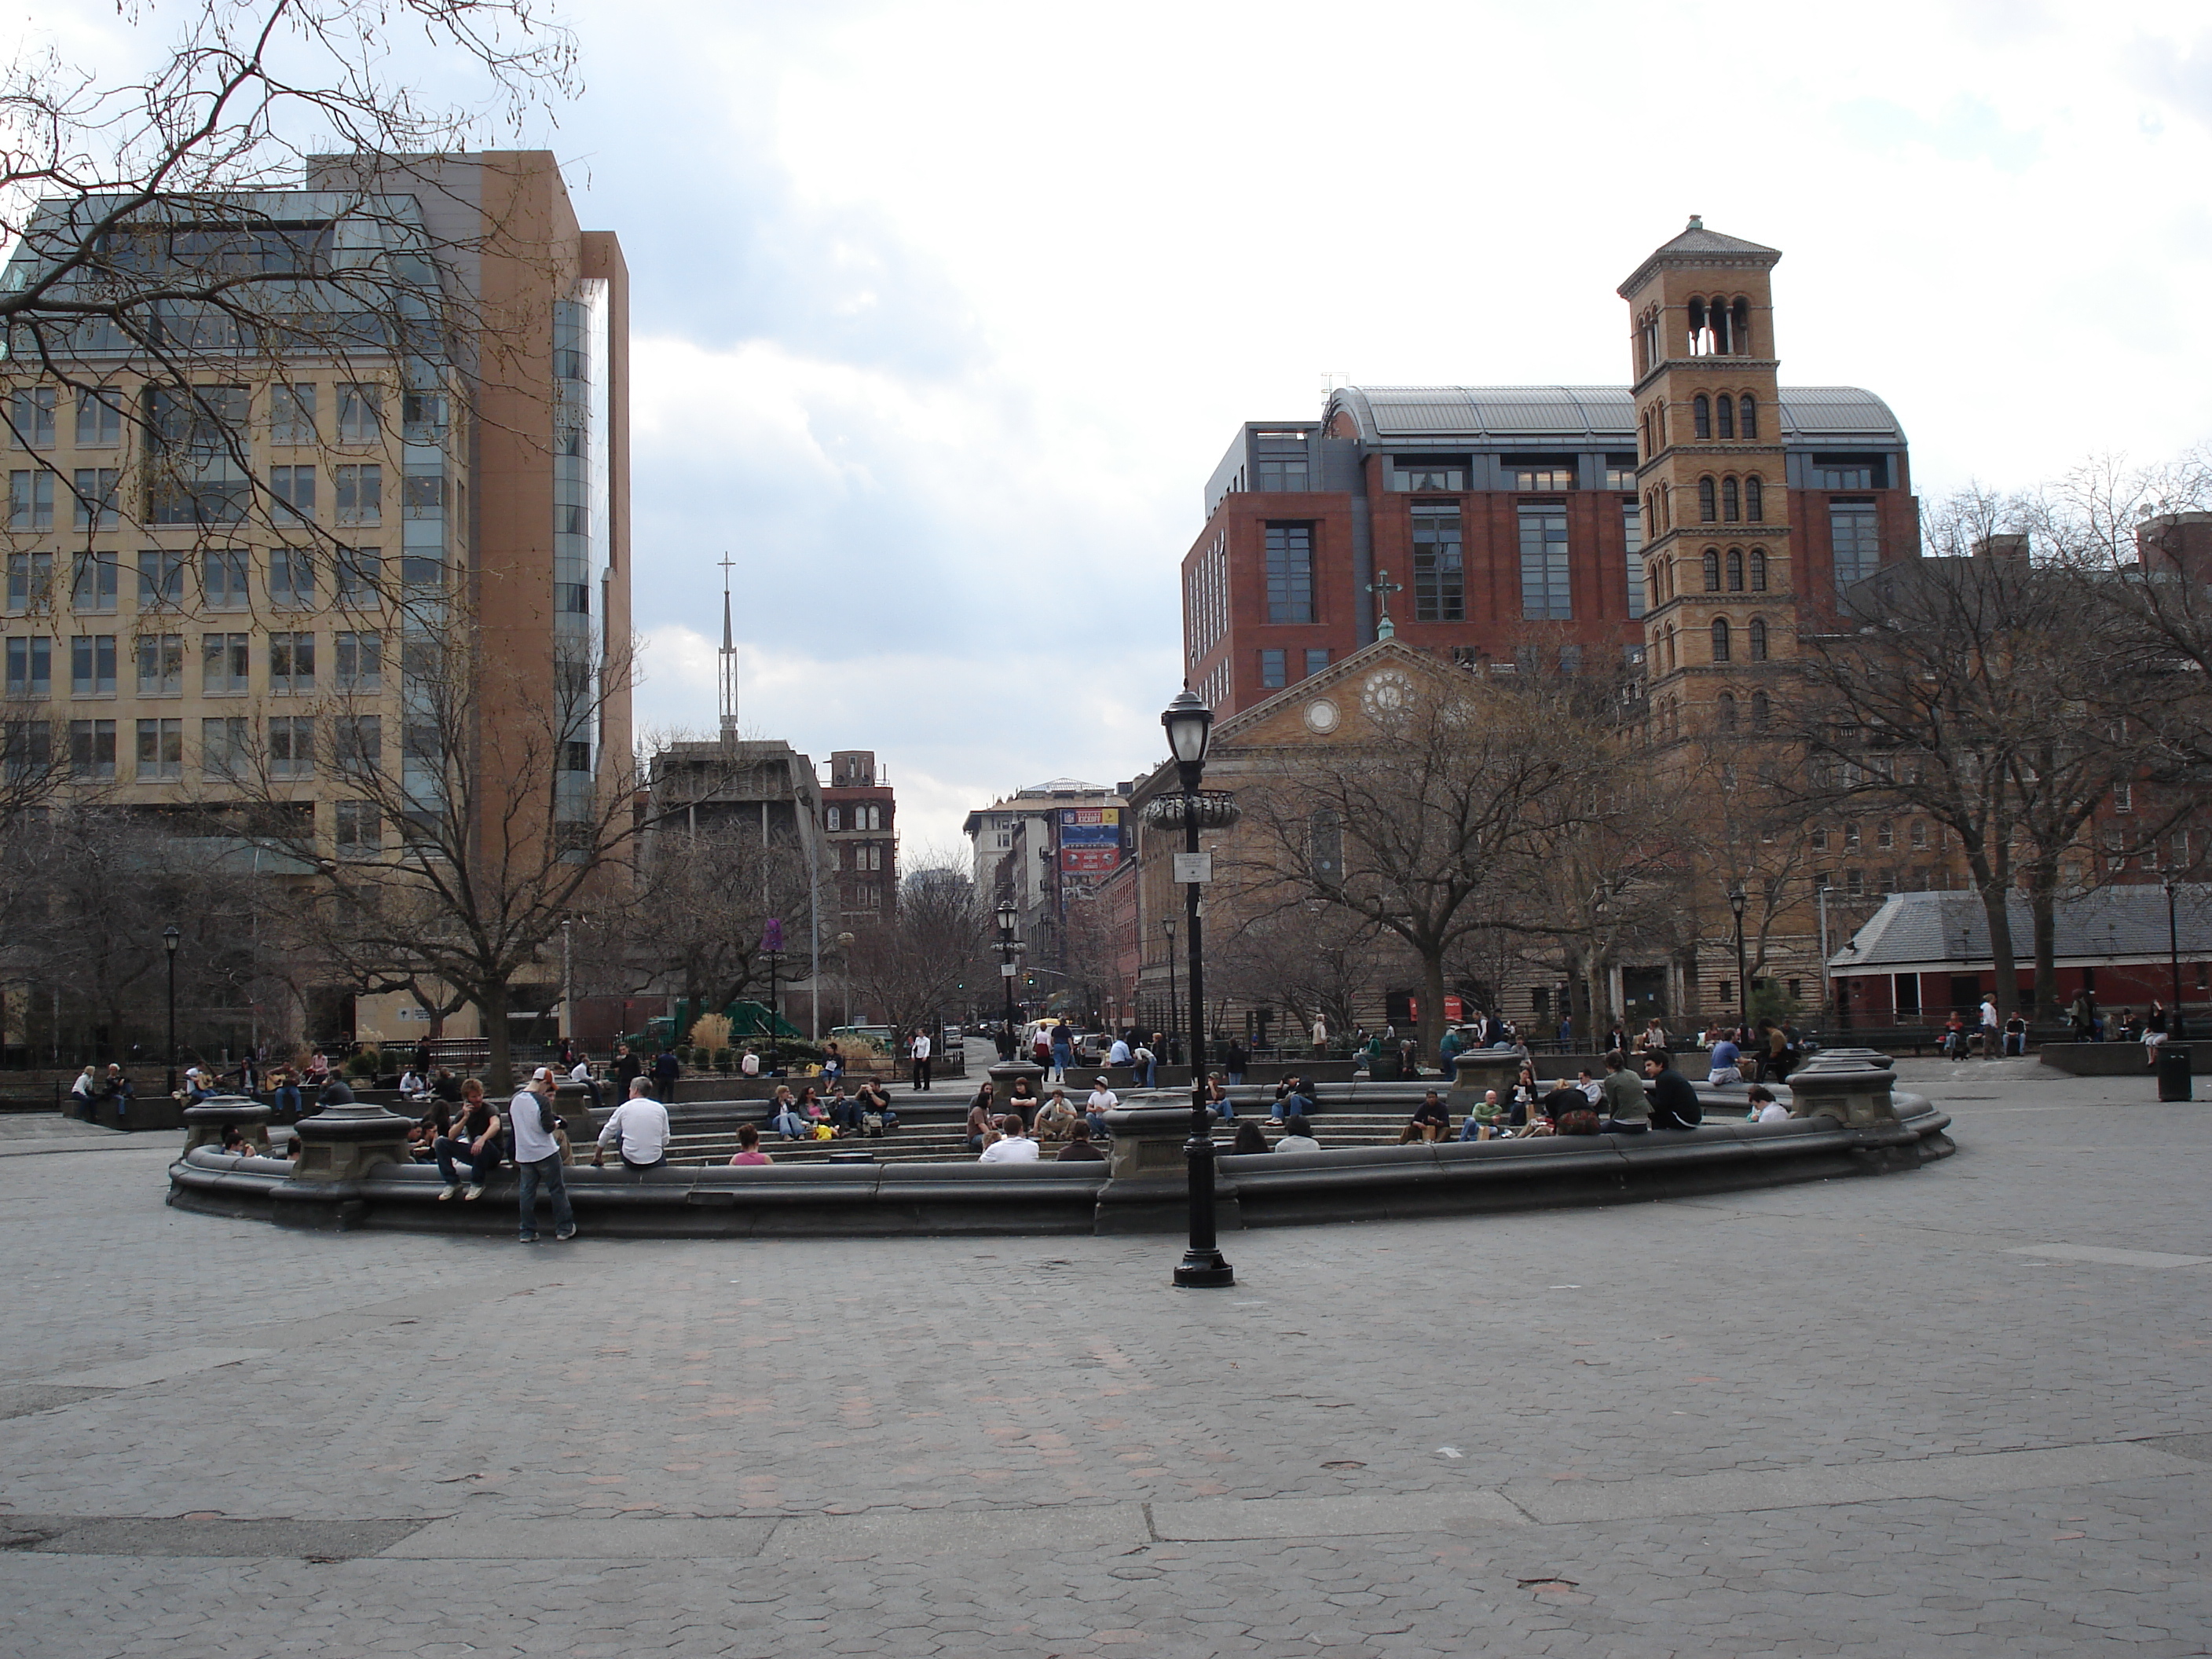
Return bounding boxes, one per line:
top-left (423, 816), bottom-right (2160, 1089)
top-left (1203, 1073), bottom-right (1234, 1122)
top-left (1056, 1119), bottom-right (1105, 1160)
top-left (1643, 1050), bottom-right (1703, 1131)
top-left (768, 1085), bottom-right (808, 1141)
top-left (1599, 1049), bottom-right (1650, 1135)
top-left (1540, 1076), bottom-right (1588, 1126)
top-left (1271, 1076), bottom-right (1314, 1122)
top-left (1275, 1113), bottom-right (1320, 1154)
top-left (1707, 1028), bottom-right (1744, 1087)
top-left (1745, 1083), bottom-right (1790, 1124)
top-left (435, 1088), bottom-right (504, 1199)
top-left (1456, 1089), bottom-right (1505, 1141)
top-left (1035, 1087), bottom-right (1078, 1142)
top-left (1401, 1088), bottom-right (1452, 1143)
top-left (594, 1076), bottom-right (670, 1173)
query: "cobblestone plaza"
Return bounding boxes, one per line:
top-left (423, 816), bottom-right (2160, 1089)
top-left (2, 1060), bottom-right (2207, 1657)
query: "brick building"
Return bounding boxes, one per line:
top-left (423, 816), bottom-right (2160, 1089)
top-left (822, 749), bottom-right (896, 921)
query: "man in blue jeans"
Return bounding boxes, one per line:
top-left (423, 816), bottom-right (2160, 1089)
top-left (510, 1068), bottom-right (575, 1243)
top-left (1272, 1077), bottom-right (1314, 1122)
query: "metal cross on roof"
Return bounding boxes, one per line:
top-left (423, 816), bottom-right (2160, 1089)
top-left (1367, 568), bottom-right (1404, 640)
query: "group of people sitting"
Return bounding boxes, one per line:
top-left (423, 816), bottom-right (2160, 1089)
top-left (965, 1076), bottom-right (1120, 1151)
top-left (1397, 1050), bottom-right (1793, 1144)
top-left (766, 1079), bottom-right (899, 1141)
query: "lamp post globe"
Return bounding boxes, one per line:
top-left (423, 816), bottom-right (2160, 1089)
top-left (1161, 687), bottom-right (1231, 1289)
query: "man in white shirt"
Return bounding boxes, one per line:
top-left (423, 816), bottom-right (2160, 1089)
top-left (595, 1077), bottom-right (671, 1172)
top-left (978, 1115), bottom-right (1038, 1163)
top-left (567, 1057), bottom-right (602, 1114)
top-left (909, 1029), bottom-right (932, 1091)
top-left (1107, 1034), bottom-right (1132, 1067)
top-left (740, 1048), bottom-right (761, 1077)
top-left (1979, 996), bottom-right (1999, 1057)
top-left (510, 1068), bottom-right (576, 1243)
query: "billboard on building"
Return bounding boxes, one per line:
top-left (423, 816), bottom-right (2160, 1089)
top-left (1058, 807), bottom-right (1122, 874)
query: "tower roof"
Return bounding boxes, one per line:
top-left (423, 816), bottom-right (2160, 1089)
top-left (1618, 215), bottom-right (1782, 297)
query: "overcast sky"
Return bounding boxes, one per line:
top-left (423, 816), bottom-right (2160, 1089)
top-left (25, 0), bottom-right (2212, 854)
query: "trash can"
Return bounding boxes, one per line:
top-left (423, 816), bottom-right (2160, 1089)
top-left (2157, 1045), bottom-right (2192, 1102)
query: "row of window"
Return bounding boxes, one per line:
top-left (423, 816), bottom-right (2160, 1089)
top-left (9, 463), bottom-right (408, 529)
top-left (1632, 295), bottom-right (1756, 374)
top-left (2, 713), bottom-right (384, 780)
top-left (6, 383), bottom-right (441, 451)
top-left (5, 547), bottom-right (428, 616)
top-left (1696, 474), bottom-right (1764, 524)
top-left (1258, 647), bottom-right (1331, 690)
top-left (825, 804), bottom-right (887, 831)
top-left (1812, 820), bottom-right (1934, 854)
top-left (1636, 392), bottom-right (1760, 459)
top-left (1650, 617), bottom-right (1773, 672)
top-left (1385, 460), bottom-right (1639, 493)
top-left (3, 630), bottom-right (385, 698)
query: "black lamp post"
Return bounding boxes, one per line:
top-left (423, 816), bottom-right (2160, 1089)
top-left (1728, 885), bottom-right (1749, 1031)
top-left (761, 917), bottom-right (785, 1067)
top-left (1162, 917), bottom-right (1178, 1064)
top-left (163, 924), bottom-right (181, 1096)
top-left (2165, 877), bottom-right (2185, 1042)
top-left (996, 899), bottom-right (1020, 1051)
top-left (1163, 687), bottom-right (1232, 1289)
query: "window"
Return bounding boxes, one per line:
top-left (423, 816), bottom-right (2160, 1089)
top-left (1750, 548), bottom-right (1768, 591)
top-left (137, 551), bottom-right (183, 608)
top-left (402, 392), bottom-right (446, 445)
top-left (202, 632), bottom-right (248, 694)
top-left (1748, 618), bottom-right (1769, 661)
top-left (271, 383), bottom-right (316, 445)
top-left (1716, 394), bottom-right (1735, 439)
top-left (269, 716), bottom-right (313, 778)
top-left (1845, 868), bottom-right (1865, 896)
top-left (3, 718), bottom-right (51, 775)
top-left (335, 464), bottom-right (382, 526)
top-left (1624, 503), bottom-right (1645, 620)
top-left (1411, 503), bottom-right (1464, 621)
top-left (1518, 505), bottom-right (1570, 619)
top-left (1739, 395), bottom-right (1757, 439)
top-left (75, 389), bottom-right (123, 448)
top-left (1877, 821), bottom-right (1895, 850)
top-left (336, 546), bottom-right (382, 603)
top-left (400, 554), bottom-right (442, 591)
top-left (1717, 691), bottom-right (1737, 731)
top-left (1727, 548), bottom-right (1745, 591)
top-left (9, 470), bottom-right (53, 529)
top-left (1745, 476), bottom-right (1763, 524)
top-left (1698, 476), bottom-right (1716, 522)
top-left (1809, 455), bottom-right (1883, 489)
top-left (136, 632), bottom-right (183, 695)
top-left (404, 474), bottom-right (446, 518)
top-left (269, 465), bottom-right (315, 523)
top-left (1702, 548), bottom-right (1721, 591)
top-left (1723, 477), bottom-right (1740, 523)
top-left (6, 636), bottom-right (51, 697)
top-left (1711, 617), bottom-right (1731, 662)
top-left (69, 551), bottom-right (115, 613)
top-left (203, 548), bottom-right (247, 610)
top-left (269, 547), bottom-right (314, 608)
top-left (1389, 462), bottom-right (1465, 492)
top-left (1811, 827), bottom-right (1829, 852)
top-left (825, 805), bottom-right (842, 831)
top-left (1750, 690), bottom-right (1770, 730)
top-left (1309, 808), bottom-right (1344, 884)
top-left (1304, 647), bottom-right (1330, 678)
top-left (336, 383), bottom-right (381, 445)
top-left (1693, 394), bottom-right (1712, 438)
top-left (1910, 820), bottom-right (1928, 850)
top-left (1831, 503), bottom-right (1881, 590)
top-left (1512, 464), bottom-right (1576, 491)
top-left (269, 631), bottom-right (314, 694)
top-left (144, 385), bottom-right (248, 524)
top-left (1259, 648), bottom-right (1287, 688)
top-left (335, 800), bottom-right (380, 857)
top-left (71, 469), bottom-right (119, 529)
top-left (1254, 436), bottom-right (1309, 491)
top-left (1844, 823), bottom-right (1861, 851)
top-left (69, 635), bottom-right (115, 696)
top-left (555, 581), bottom-right (590, 614)
top-left (335, 631), bottom-right (383, 691)
top-left (1265, 523), bottom-right (1314, 623)
top-left (69, 717), bottom-right (115, 779)
top-left (9, 551), bottom-right (53, 614)
top-left (335, 714), bottom-right (381, 775)
top-left (9, 387), bottom-right (56, 449)
top-left (136, 716), bottom-right (182, 780)
top-left (201, 716), bottom-right (248, 781)
top-left (1606, 455), bottom-right (1638, 490)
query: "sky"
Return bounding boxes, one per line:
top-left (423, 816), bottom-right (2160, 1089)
top-left (20, 0), bottom-right (2212, 853)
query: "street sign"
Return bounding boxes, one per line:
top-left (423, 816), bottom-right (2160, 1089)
top-left (1173, 851), bottom-right (1214, 884)
top-left (999, 962), bottom-right (1018, 977)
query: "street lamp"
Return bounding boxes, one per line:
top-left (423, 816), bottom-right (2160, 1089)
top-left (163, 924), bottom-right (181, 1096)
top-left (1162, 687), bottom-right (1232, 1290)
top-left (996, 899), bottom-right (1020, 1054)
top-left (2165, 878), bottom-right (2185, 1042)
top-left (1162, 917), bottom-right (1178, 1064)
top-left (762, 917), bottom-right (785, 1066)
top-left (1728, 885), bottom-right (1749, 1032)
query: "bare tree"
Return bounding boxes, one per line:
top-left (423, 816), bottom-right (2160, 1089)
top-left (1210, 901), bottom-right (1410, 1046)
top-left (628, 822), bottom-right (815, 1017)
top-left (845, 864), bottom-right (989, 1044)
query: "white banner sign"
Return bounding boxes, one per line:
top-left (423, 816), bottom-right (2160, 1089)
top-left (1172, 851), bottom-right (1214, 884)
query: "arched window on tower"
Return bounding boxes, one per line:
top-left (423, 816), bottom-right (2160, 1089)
top-left (1717, 691), bottom-right (1738, 732)
top-left (1750, 548), bottom-right (1768, 591)
top-left (1723, 477), bottom-right (1741, 522)
top-left (1716, 394), bottom-right (1735, 439)
top-left (1727, 548), bottom-right (1745, 591)
top-left (1664, 624), bottom-right (1677, 672)
top-left (1739, 393), bottom-right (1757, 438)
top-left (1745, 474), bottom-right (1763, 523)
top-left (1694, 394), bottom-right (1712, 438)
top-left (1688, 298), bottom-right (1714, 356)
top-left (1698, 476), bottom-right (1716, 522)
top-left (1749, 617), bottom-right (1768, 661)
top-left (1711, 617), bottom-right (1731, 663)
top-left (1751, 690), bottom-right (1770, 730)
top-left (1732, 298), bottom-right (1752, 357)
top-left (1702, 548), bottom-right (1721, 591)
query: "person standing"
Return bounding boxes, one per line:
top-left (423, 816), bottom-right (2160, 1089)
top-left (1311, 1014), bottom-right (1328, 1058)
top-left (650, 1044), bottom-right (680, 1101)
top-left (510, 1067), bottom-right (575, 1243)
top-left (613, 1042), bottom-right (642, 1095)
top-left (1223, 1036), bottom-right (1248, 1086)
top-left (1979, 994), bottom-right (2001, 1058)
top-left (909, 1027), bottom-right (932, 1091)
top-left (1048, 1024), bottom-right (1072, 1082)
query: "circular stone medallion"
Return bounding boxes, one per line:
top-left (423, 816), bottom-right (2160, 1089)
top-left (1303, 697), bottom-right (1340, 734)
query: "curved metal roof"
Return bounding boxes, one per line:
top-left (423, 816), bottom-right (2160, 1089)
top-left (1324, 384), bottom-right (1905, 446)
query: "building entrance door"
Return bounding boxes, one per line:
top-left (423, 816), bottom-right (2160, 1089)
top-left (1621, 967), bottom-right (1669, 1027)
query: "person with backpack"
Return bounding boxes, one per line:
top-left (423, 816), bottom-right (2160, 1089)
top-left (510, 1067), bottom-right (575, 1243)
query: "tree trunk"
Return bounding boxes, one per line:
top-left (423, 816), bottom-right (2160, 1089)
top-left (1969, 865), bottom-right (2022, 1021)
top-left (2026, 868), bottom-right (2061, 1020)
top-left (481, 979), bottom-right (512, 1096)
top-left (1419, 951), bottom-right (1448, 1074)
